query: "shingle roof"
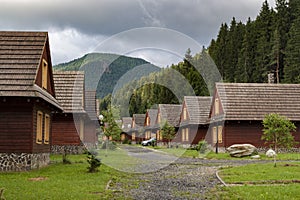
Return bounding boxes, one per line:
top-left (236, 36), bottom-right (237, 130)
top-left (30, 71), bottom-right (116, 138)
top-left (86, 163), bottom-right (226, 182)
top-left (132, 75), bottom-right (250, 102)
top-left (159, 104), bottom-right (182, 127)
top-left (85, 90), bottom-right (98, 120)
top-left (183, 96), bottom-right (212, 125)
top-left (53, 71), bottom-right (85, 113)
top-left (133, 114), bottom-right (146, 128)
top-left (122, 117), bottom-right (132, 132)
top-left (0, 31), bottom-right (61, 109)
top-left (216, 83), bottom-right (300, 121)
top-left (145, 109), bottom-right (158, 126)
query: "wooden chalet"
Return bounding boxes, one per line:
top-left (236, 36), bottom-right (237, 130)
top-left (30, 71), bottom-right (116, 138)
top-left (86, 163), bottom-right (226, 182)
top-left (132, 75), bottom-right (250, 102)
top-left (131, 114), bottom-right (146, 144)
top-left (0, 31), bottom-right (62, 171)
top-left (121, 117), bottom-right (132, 142)
top-left (179, 96), bottom-right (212, 146)
top-left (144, 109), bottom-right (158, 140)
top-left (155, 104), bottom-right (182, 144)
top-left (51, 71), bottom-right (86, 154)
top-left (84, 90), bottom-right (99, 148)
top-left (209, 83), bottom-right (300, 148)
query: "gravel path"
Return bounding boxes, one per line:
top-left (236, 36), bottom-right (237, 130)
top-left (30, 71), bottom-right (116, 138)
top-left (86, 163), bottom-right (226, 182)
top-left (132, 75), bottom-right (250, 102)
top-left (110, 146), bottom-right (269, 199)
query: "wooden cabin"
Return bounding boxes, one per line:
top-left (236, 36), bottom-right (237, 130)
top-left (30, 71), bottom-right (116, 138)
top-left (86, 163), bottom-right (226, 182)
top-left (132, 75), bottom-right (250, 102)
top-left (209, 83), bottom-right (300, 149)
top-left (84, 90), bottom-right (99, 148)
top-left (121, 117), bottom-right (132, 142)
top-left (0, 31), bottom-right (62, 171)
top-left (144, 109), bottom-right (158, 140)
top-left (131, 114), bottom-right (146, 144)
top-left (51, 71), bottom-right (86, 154)
top-left (179, 96), bottom-right (212, 146)
top-left (155, 104), bottom-right (182, 145)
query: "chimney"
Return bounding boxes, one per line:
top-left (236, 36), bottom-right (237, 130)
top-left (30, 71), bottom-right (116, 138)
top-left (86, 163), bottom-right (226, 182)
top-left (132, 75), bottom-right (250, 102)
top-left (268, 73), bottom-right (274, 84)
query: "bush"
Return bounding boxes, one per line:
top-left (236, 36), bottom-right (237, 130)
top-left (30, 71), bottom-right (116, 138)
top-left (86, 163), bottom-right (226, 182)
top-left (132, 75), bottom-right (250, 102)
top-left (196, 140), bottom-right (209, 154)
top-left (101, 141), bottom-right (117, 150)
top-left (87, 151), bottom-right (101, 173)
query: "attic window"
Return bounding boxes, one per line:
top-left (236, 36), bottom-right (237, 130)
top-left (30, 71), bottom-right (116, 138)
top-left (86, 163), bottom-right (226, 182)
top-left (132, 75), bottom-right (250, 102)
top-left (146, 117), bottom-right (150, 126)
top-left (215, 98), bottom-right (220, 115)
top-left (42, 59), bottom-right (48, 89)
top-left (158, 113), bottom-right (161, 124)
top-left (183, 107), bottom-right (187, 120)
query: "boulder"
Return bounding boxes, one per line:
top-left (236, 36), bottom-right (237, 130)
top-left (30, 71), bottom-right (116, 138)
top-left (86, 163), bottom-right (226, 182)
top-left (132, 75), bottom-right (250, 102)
top-left (226, 144), bottom-right (257, 158)
top-left (251, 155), bottom-right (260, 159)
top-left (266, 149), bottom-right (276, 157)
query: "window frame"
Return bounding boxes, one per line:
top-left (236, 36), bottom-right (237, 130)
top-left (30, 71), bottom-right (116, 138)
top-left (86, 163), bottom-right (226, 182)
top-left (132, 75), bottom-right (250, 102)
top-left (44, 114), bottom-right (50, 144)
top-left (42, 59), bottom-right (48, 90)
top-left (36, 111), bottom-right (43, 144)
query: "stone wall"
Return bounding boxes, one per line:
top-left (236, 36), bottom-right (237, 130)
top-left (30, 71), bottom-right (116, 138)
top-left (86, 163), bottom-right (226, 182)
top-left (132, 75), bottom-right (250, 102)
top-left (51, 145), bottom-right (86, 154)
top-left (0, 153), bottom-right (49, 172)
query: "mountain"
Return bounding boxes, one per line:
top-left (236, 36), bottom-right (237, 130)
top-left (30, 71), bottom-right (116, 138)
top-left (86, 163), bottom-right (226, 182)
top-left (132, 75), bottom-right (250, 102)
top-left (54, 53), bottom-right (160, 98)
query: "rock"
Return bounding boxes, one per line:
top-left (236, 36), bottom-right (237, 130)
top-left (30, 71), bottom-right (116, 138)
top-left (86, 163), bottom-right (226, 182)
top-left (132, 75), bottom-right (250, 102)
top-left (266, 149), bottom-right (276, 157)
top-left (251, 155), bottom-right (260, 159)
top-left (226, 144), bottom-right (257, 158)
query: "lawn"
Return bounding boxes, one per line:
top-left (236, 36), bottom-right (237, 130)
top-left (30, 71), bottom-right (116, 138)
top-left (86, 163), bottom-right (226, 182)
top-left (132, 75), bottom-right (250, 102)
top-left (205, 151), bottom-right (300, 160)
top-left (0, 154), bottom-right (134, 200)
top-left (211, 162), bottom-right (300, 200)
top-left (147, 146), bottom-right (199, 158)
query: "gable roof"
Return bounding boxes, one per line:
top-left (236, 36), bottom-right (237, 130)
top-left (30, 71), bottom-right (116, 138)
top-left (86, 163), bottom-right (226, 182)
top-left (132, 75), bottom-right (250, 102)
top-left (121, 117), bottom-right (132, 132)
top-left (0, 31), bottom-right (61, 109)
top-left (159, 104), bottom-right (182, 127)
top-left (132, 114), bottom-right (146, 128)
top-left (145, 109), bottom-right (158, 126)
top-left (53, 71), bottom-right (85, 113)
top-left (215, 83), bottom-right (300, 121)
top-left (183, 96), bottom-right (212, 125)
top-left (85, 90), bottom-right (98, 120)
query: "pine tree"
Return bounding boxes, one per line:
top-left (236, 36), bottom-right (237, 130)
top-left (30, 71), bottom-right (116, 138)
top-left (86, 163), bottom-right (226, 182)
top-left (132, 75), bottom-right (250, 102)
top-left (284, 13), bottom-right (300, 83)
top-left (236, 18), bottom-right (256, 82)
top-left (253, 0), bottom-right (274, 82)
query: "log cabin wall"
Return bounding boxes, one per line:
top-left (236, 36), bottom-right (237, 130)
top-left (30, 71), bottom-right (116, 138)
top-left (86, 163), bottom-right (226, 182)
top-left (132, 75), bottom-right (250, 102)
top-left (51, 114), bottom-right (85, 154)
top-left (0, 98), bottom-right (33, 153)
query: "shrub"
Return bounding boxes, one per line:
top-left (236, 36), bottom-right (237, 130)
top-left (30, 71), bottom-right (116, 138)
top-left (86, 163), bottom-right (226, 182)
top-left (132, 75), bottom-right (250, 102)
top-left (196, 140), bottom-right (209, 154)
top-left (87, 151), bottom-right (101, 173)
top-left (101, 141), bottom-right (117, 150)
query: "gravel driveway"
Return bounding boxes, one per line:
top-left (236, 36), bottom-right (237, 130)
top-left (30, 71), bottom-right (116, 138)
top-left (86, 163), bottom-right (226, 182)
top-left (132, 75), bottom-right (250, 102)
top-left (110, 145), bottom-right (267, 199)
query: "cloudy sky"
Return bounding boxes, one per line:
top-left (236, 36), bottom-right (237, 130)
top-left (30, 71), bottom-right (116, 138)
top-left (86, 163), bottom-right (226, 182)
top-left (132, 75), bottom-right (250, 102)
top-left (0, 0), bottom-right (276, 66)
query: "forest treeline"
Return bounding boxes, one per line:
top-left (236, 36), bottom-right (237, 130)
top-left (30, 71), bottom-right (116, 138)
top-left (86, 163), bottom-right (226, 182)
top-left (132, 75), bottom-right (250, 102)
top-left (209, 0), bottom-right (300, 83)
top-left (101, 0), bottom-right (300, 116)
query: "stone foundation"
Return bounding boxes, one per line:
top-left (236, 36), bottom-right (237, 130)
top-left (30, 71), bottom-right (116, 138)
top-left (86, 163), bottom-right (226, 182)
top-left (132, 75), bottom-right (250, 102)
top-left (51, 145), bottom-right (86, 154)
top-left (0, 153), bottom-right (49, 172)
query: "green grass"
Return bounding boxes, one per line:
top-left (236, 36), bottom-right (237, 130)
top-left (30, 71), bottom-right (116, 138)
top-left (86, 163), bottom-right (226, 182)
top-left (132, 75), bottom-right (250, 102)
top-left (210, 162), bottom-right (300, 200)
top-left (0, 154), bottom-right (134, 200)
top-left (219, 162), bottom-right (300, 183)
top-left (209, 185), bottom-right (300, 200)
top-left (205, 151), bottom-right (300, 160)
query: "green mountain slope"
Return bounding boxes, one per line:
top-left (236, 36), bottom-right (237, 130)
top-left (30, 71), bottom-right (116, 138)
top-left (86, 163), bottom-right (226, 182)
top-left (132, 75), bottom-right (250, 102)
top-left (54, 53), bottom-right (160, 98)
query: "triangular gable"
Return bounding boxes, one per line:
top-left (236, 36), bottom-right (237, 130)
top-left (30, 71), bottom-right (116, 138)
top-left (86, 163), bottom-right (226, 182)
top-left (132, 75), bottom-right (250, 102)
top-left (35, 35), bottom-right (56, 97)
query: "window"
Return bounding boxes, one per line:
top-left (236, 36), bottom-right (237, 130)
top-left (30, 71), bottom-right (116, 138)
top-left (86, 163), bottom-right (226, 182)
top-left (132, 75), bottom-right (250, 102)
top-left (121, 134), bottom-right (125, 141)
top-left (212, 127), bottom-right (217, 144)
top-left (146, 117), bottom-right (150, 126)
top-left (42, 59), bottom-right (48, 89)
top-left (157, 113), bottom-right (161, 124)
top-left (182, 128), bottom-right (185, 141)
top-left (182, 128), bottom-right (189, 142)
top-left (80, 119), bottom-right (84, 141)
top-left (215, 98), bottom-right (219, 115)
top-left (36, 111), bottom-right (43, 144)
top-left (157, 130), bottom-right (162, 140)
top-left (218, 126), bottom-right (223, 143)
top-left (183, 107), bottom-right (187, 120)
top-left (44, 114), bottom-right (50, 144)
top-left (185, 128), bottom-right (189, 142)
top-left (132, 132), bottom-right (136, 141)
